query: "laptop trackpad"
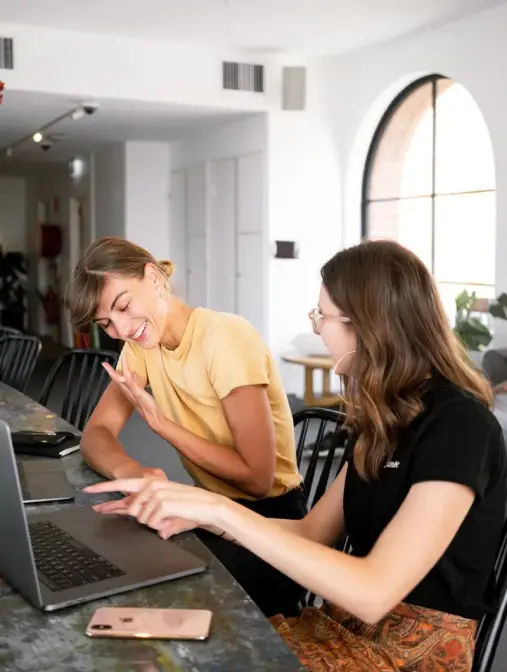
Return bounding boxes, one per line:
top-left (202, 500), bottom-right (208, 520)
top-left (43, 506), bottom-right (206, 577)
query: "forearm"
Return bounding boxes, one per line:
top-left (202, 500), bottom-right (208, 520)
top-left (204, 517), bottom-right (305, 547)
top-left (218, 502), bottom-right (381, 623)
top-left (155, 417), bottom-right (271, 496)
top-left (81, 426), bottom-right (140, 479)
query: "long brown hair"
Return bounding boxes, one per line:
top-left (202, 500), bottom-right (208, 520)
top-left (67, 237), bottom-right (174, 330)
top-left (321, 239), bottom-right (493, 479)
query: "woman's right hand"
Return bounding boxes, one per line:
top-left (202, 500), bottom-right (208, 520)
top-left (84, 478), bottom-right (228, 538)
top-left (93, 492), bottom-right (198, 538)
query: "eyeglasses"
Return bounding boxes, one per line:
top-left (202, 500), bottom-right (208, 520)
top-left (308, 307), bottom-right (351, 335)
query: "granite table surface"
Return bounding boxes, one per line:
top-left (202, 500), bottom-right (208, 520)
top-left (0, 385), bottom-right (304, 672)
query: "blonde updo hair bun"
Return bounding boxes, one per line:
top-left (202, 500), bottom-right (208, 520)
top-left (157, 260), bottom-right (175, 279)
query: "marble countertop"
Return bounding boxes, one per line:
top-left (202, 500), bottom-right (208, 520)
top-left (0, 385), bottom-right (304, 672)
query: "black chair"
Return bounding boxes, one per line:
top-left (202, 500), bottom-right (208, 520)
top-left (293, 407), bottom-right (349, 607)
top-left (293, 407), bottom-right (348, 509)
top-left (0, 334), bottom-right (42, 392)
top-left (39, 348), bottom-right (119, 430)
top-left (0, 326), bottom-right (21, 337)
top-left (473, 516), bottom-right (507, 671)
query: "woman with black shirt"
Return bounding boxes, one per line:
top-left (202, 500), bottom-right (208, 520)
top-left (87, 240), bottom-right (506, 671)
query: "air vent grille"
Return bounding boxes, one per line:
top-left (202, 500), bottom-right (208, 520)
top-left (0, 38), bottom-right (14, 70)
top-left (222, 62), bottom-right (264, 93)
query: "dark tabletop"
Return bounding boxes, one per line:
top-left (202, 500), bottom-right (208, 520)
top-left (0, 384), bottom-right (304, 672)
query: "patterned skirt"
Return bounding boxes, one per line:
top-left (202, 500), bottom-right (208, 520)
top-left (270, 601), bottom-right (477, 671)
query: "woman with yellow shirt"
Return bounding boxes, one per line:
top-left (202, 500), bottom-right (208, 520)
top-left (67, 236), bottom-right (305, 616)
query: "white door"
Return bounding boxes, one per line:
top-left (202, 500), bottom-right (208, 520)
top-left (185, 164), bottom-right (208, 307)
top-left (237, 231), bottom-right (265, 335)
top-left (237, 152), bottom-right (264, 234)
top-left (186, 164), bottom-right (206, 236)
top-left (169, 170), bottom-right (187, 299)
top-left (209, 158), bottom-right (236, 313)
top-left (187, 236), bottom-right (208, 309)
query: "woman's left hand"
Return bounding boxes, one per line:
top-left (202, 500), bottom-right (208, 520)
top-left (102, 360), bottom-right (166, 431)
top-left (84, 478), bottom-right (227, 537)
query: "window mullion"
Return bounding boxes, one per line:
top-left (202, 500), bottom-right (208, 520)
top-left (431, 77), bottom-right (437, 275)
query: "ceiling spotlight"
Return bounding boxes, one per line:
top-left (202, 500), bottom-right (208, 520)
top-left (33, 132), bottom-right (43, 143)
top-left (71, 106), bottom-right (85, 121)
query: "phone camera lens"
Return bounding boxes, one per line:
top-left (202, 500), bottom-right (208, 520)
top-left (92, 624), bottom-right (112, 630)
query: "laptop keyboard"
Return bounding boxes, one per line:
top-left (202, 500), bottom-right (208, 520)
top-left (29, 520), bottom-right (125, 592)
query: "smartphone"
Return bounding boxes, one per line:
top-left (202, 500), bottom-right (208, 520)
top-left (86, 607), bottom-right (213, 641)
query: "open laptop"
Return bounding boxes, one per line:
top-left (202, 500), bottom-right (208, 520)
top-left (0, 420), bottom-right (208, 611)
top-left (16, 458), bottom-right (75, 504)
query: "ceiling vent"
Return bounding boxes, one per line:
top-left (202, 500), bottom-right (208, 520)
top-left (222, 61), bottom-right (264, 93)
top-left (0, 38), bottom-right (14, 70)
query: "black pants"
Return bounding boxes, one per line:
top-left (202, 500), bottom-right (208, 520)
top-left (196, 487), bottom-right (307, 618)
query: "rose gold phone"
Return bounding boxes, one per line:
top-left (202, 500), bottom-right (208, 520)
top-left (86, 607), bottom-right (213, 640)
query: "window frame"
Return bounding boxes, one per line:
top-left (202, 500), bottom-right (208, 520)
top-left (361, 73), bottom-right (496, 298)
top-left (361, 74), bottom-right (445, 263)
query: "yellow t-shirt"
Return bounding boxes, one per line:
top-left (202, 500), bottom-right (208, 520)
top-left (117, 308), bottom-right (302, 500)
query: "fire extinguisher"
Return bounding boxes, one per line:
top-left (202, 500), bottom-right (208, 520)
top-left (42, 287), bottom-right (60, 325)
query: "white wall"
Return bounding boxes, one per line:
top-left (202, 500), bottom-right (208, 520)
top-left (319, 1), bottom-right (507, 344)
top-left (171, 115), bottom-right (267, 167)
top-left (124, 142), bottom-right (171, 258)
top-left (92, 141), bottom-right (172, 261)
top-left (170, 109), bottom-right (341, 396)
top-left (0, 177), bottom-right (26, 252)
top-left (2, 22), bottom-right (278, 111)
top-left (93, 144), bottom-right (126, 240)
top-left (267, 108), bottom-right (342, 392)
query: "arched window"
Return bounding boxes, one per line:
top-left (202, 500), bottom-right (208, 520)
top-left (362, 75), bottom-right (496, 317)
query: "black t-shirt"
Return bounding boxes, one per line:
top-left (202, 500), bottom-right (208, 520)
top-left (343, 376), bottom-right (506, 620)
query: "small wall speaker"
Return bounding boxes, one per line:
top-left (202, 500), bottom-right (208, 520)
top-left (282, 66), bottom-right (306, 111)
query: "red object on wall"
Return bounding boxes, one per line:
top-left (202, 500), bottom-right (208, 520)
top-left (40, 224), bottom-right (62, 258)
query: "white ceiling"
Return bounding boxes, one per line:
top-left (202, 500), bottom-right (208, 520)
top-left (0, 90), bottom-right (251, 164)
top-left (0, 0), bottom-right (504, 55)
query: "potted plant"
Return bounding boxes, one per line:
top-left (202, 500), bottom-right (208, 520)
top-left (453, 290), bottom-right (493, 352)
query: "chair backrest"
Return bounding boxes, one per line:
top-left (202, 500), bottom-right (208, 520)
top-left (293, 406), bottom-right (349, 608)
top-left (0, 326), bottom-right (22, 337)
top-left (0, 335), bottom-right (42, 393)
top-left (473, 515), bottom-right (507, 672)
top-left (39, 348), bottom-right (119, 430)
top-left (293, 407), bottom-right (348, 509)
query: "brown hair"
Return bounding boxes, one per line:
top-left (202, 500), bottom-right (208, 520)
top-left (67, 237), bottom-right (174, 330)
top-left (321, 239), bottom-right (493, 479)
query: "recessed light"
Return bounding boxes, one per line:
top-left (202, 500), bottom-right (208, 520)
top-left (33, 132), bottom-right (43, 143)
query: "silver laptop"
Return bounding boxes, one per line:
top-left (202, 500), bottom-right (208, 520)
top-left (16, 458), bottom-right (75, 504)
top-left (0, 420), bottom-right (208, 611)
